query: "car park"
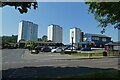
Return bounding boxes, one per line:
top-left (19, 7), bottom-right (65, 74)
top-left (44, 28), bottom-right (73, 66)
top-left (35, 46), bottom-right (43, 51)
top-left (41, 46), bottom-right (51, 52)
top-left (80, 47), bottom-right (92, 51)
top-left (51, 47), bottom-right (63, 53)
top-left (67, 46), bottom-right (76, 50)
top-left (76, 47), bottom-right (81, 50)
top-left (49, 46), bottom-right (57, 49)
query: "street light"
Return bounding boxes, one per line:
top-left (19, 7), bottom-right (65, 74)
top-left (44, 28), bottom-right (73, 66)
top-left (71, 31), bottom-right (74, 51)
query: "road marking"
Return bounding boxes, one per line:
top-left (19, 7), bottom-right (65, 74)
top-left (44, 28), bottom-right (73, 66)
top-left (3, 62), bottom-right (17, 64)
top-left (3, 62), bottom-right (9, 64)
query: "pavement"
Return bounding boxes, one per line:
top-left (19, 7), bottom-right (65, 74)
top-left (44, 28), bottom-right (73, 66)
top-left (1, 49), bottom-right (119, 79)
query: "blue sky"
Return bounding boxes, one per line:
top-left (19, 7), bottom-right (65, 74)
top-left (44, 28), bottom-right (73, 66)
top-left (1, 2), bottom-right (118, 44)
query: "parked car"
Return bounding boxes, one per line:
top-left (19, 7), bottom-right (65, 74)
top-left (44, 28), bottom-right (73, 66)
top-left (76, 47), bottom-right (82, 50)
top-left (67, 46), bottom-right (76, 50)
top-left (61, 46), bottom-right (69, 50)
top-left (49, 46), bottom-right (57, 49)
top-left (35, 46), bottom-right (43, 51)
top-left (81, 47), bottom-right (92, 51)
top-left (41, 46), bottom-right (51, 52)
top-left (51, 47), bottom-right (63, 53)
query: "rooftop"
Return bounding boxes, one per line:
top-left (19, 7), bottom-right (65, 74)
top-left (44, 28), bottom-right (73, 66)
top-left (48, 24), bottom-right (62, 28)
top-left (85, 33), bottom-right (111, 38)
top-left (70, 27), bottom-right (81, 31)
top-left (20, 20), bottom-right (38, 25)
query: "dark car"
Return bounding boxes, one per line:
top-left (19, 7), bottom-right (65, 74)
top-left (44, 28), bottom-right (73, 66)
top-left (35, 46), bottom-right (43, 51)
top-left (41, 46), bottom-right (51, 52)
top-left (81, 47), bottom-right (92, 51)
top-left (34, 46), bottom-right (43, 53)
top-left (76, 47), bottom-right (82, 50)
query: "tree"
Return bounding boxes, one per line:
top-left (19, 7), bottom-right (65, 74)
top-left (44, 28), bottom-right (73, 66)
top-left (42, 35), bottom-right (47, 42)
top-left (18, 39), bottom-right (25, 43)
top-left (2, 35), bottom-right (18, 43)
top-left (86, 2), bottom-right (120, 34)
top-left (0, 0), bottom-right (38, 14)
top-left (25, 40), bottom-right (37, 50)
top-left (38, 35), bottom-right (48, 42)
top-left (1, 35), bottom-right (18, 48)
top-left (38, 38), bottom-right (42, 42)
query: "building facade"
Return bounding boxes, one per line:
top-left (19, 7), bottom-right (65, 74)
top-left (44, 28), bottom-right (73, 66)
top-left (118, 28), bottom-right (120, 41)
top-left (70, 27), bottom-right (82, 43)
top-left (17, 20), bottom-right (38, 42)
top-left (84, 33), bottom-right (112, 47)
top-left (48, 24), bottom-right (62, 43)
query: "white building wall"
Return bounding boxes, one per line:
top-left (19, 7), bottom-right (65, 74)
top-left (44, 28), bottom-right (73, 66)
top-left (70, 28), bottom-right (81, 43)
top-left (17, 22), bottom-right (23, 42)
top-left (48, 25), bottom-right (53, 41)
top-left (48, 24), bottom-right (62, 43)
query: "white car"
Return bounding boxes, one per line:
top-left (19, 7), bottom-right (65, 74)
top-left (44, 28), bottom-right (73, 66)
top-left (51, 47), bottom-right (63, 53)
top-left (67, 46), bottom-right (76, 50)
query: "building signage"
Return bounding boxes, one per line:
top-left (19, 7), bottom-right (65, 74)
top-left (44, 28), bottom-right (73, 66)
top-left (87, 34), bottom-right (92, 41)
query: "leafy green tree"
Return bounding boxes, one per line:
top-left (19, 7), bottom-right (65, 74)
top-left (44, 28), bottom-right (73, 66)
top-left (42, 35), bottom-right (47, 42)
top-left (47, 40), bottom-right (52, 42)
top-left (1, 35), bottom-right (18, 48)
top-left (38, 38), bottom-right (42, 42)
top-left (0, 1), bottom-right (38, 14)
top-left (2, 35), bottom-right (18, 43)
top-left (86, 2), bottom-right (120, 33)
top-left (18, 39), bottom-right (25, 43)
top-left (38, 35), bottom-right (48, 42)
top-left (25, 40), bottom-right (37, 50)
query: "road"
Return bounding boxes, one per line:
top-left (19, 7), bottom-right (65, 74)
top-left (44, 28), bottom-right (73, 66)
top-left (1, 49), bottom-right (119, 79)
top-left (2, 49), bottom-right (25, 62)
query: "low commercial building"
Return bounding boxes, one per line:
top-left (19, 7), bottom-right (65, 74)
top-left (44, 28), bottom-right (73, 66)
top-left (76, 33), bottom-right (112, 48)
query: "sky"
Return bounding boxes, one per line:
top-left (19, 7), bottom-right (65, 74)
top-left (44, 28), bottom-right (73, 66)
top-left (1, 2), bottom-right (119, 44)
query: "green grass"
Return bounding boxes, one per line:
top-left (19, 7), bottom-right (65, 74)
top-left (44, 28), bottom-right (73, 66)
top-left (70, 53), bottom-right (102, 56)
top-left (65, 52), bottom-right (119, 57)
top-left (64, 53), bottom-right (103, 57)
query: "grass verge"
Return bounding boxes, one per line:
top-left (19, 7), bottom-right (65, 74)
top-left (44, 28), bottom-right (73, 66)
top-left (65, 52), bottom-right (119, 57)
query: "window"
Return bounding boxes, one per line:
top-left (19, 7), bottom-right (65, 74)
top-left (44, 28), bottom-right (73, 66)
top-left (92, 37), bottom-right (99, 40)
top-left (102, 38), bottom-right (106, 42)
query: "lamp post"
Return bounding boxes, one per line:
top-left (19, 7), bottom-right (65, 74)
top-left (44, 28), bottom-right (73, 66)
top-left (71, 31), bottom-right (74, 51)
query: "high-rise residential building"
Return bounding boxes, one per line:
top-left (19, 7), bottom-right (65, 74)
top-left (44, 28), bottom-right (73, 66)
top-left (48, 24), bottom-right (62, 43)
top-left (17, 20), bottom-right (38, 42)
top-left (70, 27), bottom-right (81, 43)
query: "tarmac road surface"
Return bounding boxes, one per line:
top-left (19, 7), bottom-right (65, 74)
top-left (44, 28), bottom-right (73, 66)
top-left (1, 49), bottom-right (119, 79)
